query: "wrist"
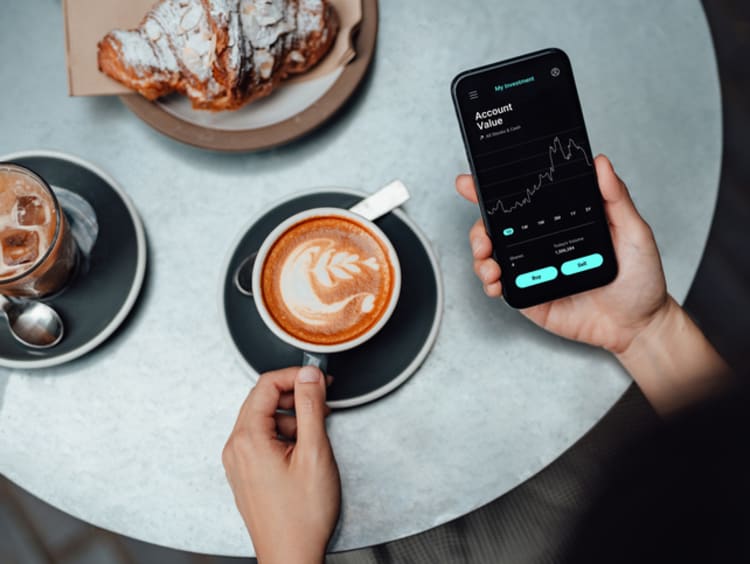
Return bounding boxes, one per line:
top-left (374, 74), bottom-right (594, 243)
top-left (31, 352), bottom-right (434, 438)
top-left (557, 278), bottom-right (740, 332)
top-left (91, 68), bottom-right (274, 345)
top-left (257, 549), bottom-right (324, 564)
top-left (613, 294), bottom-right (732, 416)
top-left (255, 536), bottom-right (326, 564)
top-left (615, 295), bottom-right (679, 361)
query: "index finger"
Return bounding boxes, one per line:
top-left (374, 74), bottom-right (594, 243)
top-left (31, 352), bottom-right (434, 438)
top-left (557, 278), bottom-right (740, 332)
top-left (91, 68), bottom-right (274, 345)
top-left (233, 367), bottom-right (299, 438)
top-left (456, 174), bottom-right (479, 204)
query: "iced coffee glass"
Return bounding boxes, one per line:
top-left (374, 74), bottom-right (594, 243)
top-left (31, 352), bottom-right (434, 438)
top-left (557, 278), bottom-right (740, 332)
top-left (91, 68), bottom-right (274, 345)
top-left (0, 163), bottom-right (77, 298)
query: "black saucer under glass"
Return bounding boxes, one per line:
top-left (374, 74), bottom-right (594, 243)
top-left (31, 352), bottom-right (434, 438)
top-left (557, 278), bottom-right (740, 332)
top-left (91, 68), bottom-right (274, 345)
top-left (0, 152), bottom-right (146, 368)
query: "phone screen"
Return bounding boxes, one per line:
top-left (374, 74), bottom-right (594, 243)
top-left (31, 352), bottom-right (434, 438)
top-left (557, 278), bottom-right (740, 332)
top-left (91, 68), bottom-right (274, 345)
top-left (452, 49), bottom-right (617, 308)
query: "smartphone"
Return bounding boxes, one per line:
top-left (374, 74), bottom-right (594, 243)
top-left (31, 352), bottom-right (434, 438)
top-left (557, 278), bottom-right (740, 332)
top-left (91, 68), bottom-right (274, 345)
top-left (452, 48), bottom-right (617, 308)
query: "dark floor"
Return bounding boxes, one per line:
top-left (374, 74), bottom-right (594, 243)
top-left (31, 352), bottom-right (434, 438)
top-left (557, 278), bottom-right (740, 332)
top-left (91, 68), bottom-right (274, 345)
top-left (686, 0), bottom-right (750, 372)
top-left (0, 477), bottom-right (233, 564)
top-left (2, 1), bottom-right (748, 562)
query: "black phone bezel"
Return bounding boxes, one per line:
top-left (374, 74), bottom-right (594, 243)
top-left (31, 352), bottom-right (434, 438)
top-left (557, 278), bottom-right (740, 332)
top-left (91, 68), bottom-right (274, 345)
top-left (451, 48), bottom-right (617, 308)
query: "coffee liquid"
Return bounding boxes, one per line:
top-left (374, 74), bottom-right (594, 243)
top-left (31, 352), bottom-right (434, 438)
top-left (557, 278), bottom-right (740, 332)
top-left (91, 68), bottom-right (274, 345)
top-left (0, 165), bottom-right (77, 297)
top-left (261, 216), bottom-right (396, 346)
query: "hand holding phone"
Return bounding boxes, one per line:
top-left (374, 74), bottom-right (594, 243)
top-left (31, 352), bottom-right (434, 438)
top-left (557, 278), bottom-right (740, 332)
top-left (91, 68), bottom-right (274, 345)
top-left (452, 48), bottom-right (618, 308)
top-left (456, 154), bottom-right (669, 355)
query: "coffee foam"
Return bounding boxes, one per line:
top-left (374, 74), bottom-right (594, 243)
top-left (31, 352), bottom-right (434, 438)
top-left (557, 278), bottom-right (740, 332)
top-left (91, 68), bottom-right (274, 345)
top-left (0, 169), bottom-right (56, 279)
top-left (261, 215), bottom-right (395, 346)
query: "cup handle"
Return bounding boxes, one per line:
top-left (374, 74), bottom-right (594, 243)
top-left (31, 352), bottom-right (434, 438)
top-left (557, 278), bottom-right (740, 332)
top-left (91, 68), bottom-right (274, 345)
top-left (302, 351), bottom-right (328, 374)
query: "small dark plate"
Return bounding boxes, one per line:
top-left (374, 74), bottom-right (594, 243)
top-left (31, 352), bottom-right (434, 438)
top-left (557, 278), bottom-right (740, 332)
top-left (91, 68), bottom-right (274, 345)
top-left (0, 151), bottom-right (147, 368)
top-left (221, 189), bottom-right (443, 408)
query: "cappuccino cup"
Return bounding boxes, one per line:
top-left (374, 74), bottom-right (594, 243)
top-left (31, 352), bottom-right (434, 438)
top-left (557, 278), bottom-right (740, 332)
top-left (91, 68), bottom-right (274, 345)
top-left (252, 208), bottom-right (401, 359)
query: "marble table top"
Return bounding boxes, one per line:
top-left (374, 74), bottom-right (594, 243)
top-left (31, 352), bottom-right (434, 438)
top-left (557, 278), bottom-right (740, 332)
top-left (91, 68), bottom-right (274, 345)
top-left (0, 0), bottom-right (721, 556)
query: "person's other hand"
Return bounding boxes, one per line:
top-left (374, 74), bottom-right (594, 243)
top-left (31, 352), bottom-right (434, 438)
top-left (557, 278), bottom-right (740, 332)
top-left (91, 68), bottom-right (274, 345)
top-left (456, 155), bottom-right (668, 354)
top-left (222, 366), bottom-right (340, 564)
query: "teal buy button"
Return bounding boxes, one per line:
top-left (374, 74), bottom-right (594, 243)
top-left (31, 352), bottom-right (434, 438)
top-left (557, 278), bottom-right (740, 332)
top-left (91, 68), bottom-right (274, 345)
top-left (561, 253), bottom-right (604, 276)
top-left (515, 266), bottom-right (558, 289)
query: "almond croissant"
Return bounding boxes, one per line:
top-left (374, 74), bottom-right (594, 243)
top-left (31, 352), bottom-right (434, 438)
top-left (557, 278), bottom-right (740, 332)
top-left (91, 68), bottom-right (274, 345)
top-left (98, 0), bottom-right (338, 111)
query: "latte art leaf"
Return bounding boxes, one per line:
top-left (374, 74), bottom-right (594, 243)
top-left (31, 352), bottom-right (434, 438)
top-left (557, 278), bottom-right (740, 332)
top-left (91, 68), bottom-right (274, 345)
top-left (311, 249), bottom-right (379, 287)
top-left (261, 215), bottom-right (395, 346)
top-left (279, 238), bottom-right (382, 327)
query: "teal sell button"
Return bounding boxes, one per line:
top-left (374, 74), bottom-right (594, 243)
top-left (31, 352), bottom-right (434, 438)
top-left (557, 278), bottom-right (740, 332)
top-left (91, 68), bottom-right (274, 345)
top-left (561, 253), bottom-right (604, 276)
top-left (515, 266), bottom-right (558, 289)
top-left (503, 227), bottom-right (514, 236)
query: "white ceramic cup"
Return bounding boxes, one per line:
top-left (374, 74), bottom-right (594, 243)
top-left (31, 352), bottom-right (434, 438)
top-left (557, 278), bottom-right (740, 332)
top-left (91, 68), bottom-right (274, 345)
top-left (252, 207), bottom-right (402, 361)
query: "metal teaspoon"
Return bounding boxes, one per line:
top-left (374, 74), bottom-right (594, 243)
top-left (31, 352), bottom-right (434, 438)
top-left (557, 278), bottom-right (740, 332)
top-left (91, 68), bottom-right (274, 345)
top-left (0, 294), bottom-right (64, 349)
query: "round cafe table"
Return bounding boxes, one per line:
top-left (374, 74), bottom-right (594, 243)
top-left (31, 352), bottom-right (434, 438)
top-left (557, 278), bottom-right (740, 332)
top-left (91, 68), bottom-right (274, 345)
top-left (0, 0), bottom-right (721, 556)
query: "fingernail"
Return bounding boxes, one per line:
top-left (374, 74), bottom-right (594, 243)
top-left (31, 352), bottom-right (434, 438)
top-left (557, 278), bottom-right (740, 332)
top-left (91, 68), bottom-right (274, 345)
top-left (471, 238), bottom-right (483, 256)
top-left (298, 366), bottom-right (321, 384)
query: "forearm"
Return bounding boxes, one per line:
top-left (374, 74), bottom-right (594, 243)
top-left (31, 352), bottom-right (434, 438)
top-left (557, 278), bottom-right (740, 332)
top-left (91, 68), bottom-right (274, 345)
top-left (616, 295), bottom-right (732, 417)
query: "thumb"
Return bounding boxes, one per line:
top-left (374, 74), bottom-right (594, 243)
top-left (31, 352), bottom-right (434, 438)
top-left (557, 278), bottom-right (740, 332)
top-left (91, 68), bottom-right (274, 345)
top-left (294, 366), bottom-right (329, 451)
top-left (595, 155), bottom-right (644, 230)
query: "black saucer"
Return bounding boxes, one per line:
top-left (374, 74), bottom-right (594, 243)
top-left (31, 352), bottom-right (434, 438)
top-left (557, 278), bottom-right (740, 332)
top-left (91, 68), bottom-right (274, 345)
top-left (0, 151), bottom-right (147, 368)
top-left (221, 190), bottom-right (443, 408)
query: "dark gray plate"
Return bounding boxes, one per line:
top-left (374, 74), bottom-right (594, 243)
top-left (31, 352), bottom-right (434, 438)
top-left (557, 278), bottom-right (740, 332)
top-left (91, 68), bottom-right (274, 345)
top-left (221, 189), bottom-right (443, 409)
top-left (0, 151), bottom-right (147, 368)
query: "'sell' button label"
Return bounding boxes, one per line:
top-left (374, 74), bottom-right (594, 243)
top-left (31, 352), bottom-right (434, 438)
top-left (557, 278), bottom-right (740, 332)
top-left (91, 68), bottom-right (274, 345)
top-left (561, 253), bottom-right (604, 276)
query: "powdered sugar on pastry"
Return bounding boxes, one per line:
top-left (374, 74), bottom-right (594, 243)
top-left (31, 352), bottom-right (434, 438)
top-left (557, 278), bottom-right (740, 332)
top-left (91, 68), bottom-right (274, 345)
top-left (98, 0), bottom-right (338, 111)
top-left (147, 0), bottom-right (222, 97)
top-left (297, 0), bottom-right (326, 34)
top-left (206, 0), bottom-right (243, 71)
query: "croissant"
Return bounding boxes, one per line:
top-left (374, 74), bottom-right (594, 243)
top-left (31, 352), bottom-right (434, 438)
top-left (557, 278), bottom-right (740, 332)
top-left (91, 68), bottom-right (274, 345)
top-left (97, 0), bottom-right (339, 111)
